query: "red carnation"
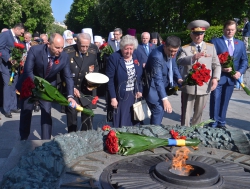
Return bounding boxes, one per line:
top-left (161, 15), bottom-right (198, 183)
top-left (105, 130), bottom-right (119, 154)
top-left (102, 125), bottom-right (111, 131)
top-left (234, 41), bottom-right (238, 45)
top-left (92, 96), bottom-right (99, 105)
top-left (134, 59), bottom-right (139, 65)
top-left (54, 59), bottom-right (60, 64)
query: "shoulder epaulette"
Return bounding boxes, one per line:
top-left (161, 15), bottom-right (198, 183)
top-left (88, 48), bottom-right (97, 54)
top-left (206, 42), bottom-right (213, 46)
top-left (64, 46), bottom-right (75, 53)
top-left (182, 44), bottom-right (190, 48)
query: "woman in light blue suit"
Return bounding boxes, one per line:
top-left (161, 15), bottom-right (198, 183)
top-left (106, 35), bottom-right (143, 128)
top-left (210, 20), bottom-right (248, 128)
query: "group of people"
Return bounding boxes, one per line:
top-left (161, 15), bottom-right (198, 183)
top-left (105, 20), bottom-right (248, 130)
top-left (0, 18), bottom-right (248, 140)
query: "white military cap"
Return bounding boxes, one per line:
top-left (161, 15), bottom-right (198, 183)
top-left (81, 28), bottom-right (94, 43)
top-left (187, 20), bottom-right (210, 34)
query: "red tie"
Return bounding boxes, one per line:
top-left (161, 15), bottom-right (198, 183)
top-left (45, 57), bottom-right (53, 77)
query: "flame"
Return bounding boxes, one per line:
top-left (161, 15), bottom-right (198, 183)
top-left (171, 146), bottom-right (194, 175)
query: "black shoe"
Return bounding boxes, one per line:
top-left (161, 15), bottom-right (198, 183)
top-left (20, 137), bottom-right (28, 141)
top-left (5, 113), bottom-right (12, 118)
top-left (217, 125), bottom-right (227, 129)
top-left (34, 105), bottom-right (40, 112)
top-left (11, 109), bottom-right (21, 113)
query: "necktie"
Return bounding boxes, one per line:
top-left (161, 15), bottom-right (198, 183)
top-left (168, 58), bottom-right (173, 88)
top-left (45, 57), bottom-right (53, 77)
top-left (197, 45), bottom-right (201, 52)
top-left (14, 36), bottom-right (18, 43)
top-left (228, 40), bottom-right (234, 56)
top-left (144, 44), bottom-right (149, 56)
top-left (116, 41), bottom-right (119, 51)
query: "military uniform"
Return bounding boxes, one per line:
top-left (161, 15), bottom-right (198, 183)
top-left (177, 20), bottom-right (221, 126)
top-left (63, 43), bottom-right (99, 132)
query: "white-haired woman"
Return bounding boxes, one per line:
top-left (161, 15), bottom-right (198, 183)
top-left (106, 35), bottom-right (144, 127)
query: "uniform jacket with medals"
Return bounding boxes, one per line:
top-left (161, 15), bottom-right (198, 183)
top-left (63, 44), bottom-right (99, 107)
top-left (177, 42), bottom-right (221, 95)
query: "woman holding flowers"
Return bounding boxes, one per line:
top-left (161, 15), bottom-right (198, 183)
top-left (106, 35), bottom-right (144, 127)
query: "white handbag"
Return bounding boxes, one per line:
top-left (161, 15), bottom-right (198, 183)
top-left (133, 99), bottom-right (151, 121)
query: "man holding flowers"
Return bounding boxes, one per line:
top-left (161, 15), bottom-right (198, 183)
top-left (0, 23), bottom-right (25, 118)
top-left (177, 20), bottom-right (221, 127)
top-left (209, 20), bottom-right (248, 128)
top-left (16, 33), bottom-right (78, 140)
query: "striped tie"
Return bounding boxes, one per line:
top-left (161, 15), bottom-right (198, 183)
top-left (45, 57), bottom-right (53, 77)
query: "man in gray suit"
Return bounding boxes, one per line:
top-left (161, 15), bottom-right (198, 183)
top-left (108, 28), bottom-right (122, 51)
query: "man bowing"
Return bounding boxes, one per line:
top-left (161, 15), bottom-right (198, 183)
top-left (16, 33), bottom-right (77, 140)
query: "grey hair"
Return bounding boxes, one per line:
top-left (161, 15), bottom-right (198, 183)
top-left (24, 32), bottom-right (32, 38)
top-left (141, 32), bottom-right (150, 39)
top-left (49, 33), bottom-right (62, 43)
top-left (77, 33), bottom-right (91, 41)
top-left (120, 35), bottom-right (138, 50)
top-left (114, 28), bottom-right (123, 35)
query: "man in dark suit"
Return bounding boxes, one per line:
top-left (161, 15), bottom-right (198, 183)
top-left (144, 36), bottom-right (183, 125)
top-left (0, 23), bottom-right (25, 118)
top-left (242, 17), bottom-right (250, 51)
top-left (63, 33), bottom-right (99, 132)
top-left (16, 33), bottom-right (77, 140)
top-left (210, 20), bottom-right (248, 128)
top-left (136, 32), bottom-right (156, 67)
top-left (108, 28), bottom-right (123, 52)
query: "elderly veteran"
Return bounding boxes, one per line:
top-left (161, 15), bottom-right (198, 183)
top-left (177, 20), bottom-right (221, 127)
top-left (106, 35), bottom-right (144, 128)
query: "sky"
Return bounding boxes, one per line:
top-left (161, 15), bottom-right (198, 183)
top-left (51, 0), bottom-right (73, 22)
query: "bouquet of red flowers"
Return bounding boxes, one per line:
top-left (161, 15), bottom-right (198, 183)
top-left (99, 42), bottom-right (114, 60)
top-left (104, 127), bottom-right (200, 155)
top-left (20, 76), bottom-right (94, 116)
top-left (184, 62), bottom-right (211, 86)
top-left (218, 52), bottom-right (250, 96)
top-left (218, 52), bottom-right (236, 75)
top-left (9, 42), bottom-right (26, 85)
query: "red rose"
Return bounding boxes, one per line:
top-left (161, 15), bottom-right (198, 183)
top-left (14, 42), bottom-right (25, 50)
top-left (54, 59), bottom-right (60, 64)
top-left (99, 43), bottom-right (108, 50)
top-left (92, 96), bottom-right (99, 105)
top-left (20, 77), bottom-right (35, 99)
top-left (102, 125), bottom-right (111, 131)
top-left (108, 130), bottom-right (116, 137)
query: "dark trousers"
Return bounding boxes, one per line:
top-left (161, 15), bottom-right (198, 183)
top-left (19, 98), bottom-right (52, 140)
top-left (65, 99), bottom-right (93, 132)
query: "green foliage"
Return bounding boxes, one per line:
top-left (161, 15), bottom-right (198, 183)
top-left (47, 24), bottom-right (66, 36)
top-left (0, 0), bottom-right (53, 33)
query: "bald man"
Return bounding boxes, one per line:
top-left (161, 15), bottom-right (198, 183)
top-left (16, 33), bottom-right (77, 140)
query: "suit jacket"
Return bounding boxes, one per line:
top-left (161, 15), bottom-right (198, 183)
top-left (106, 50), bottom-right (143, 100)
top-left (108, 40), bottom-right (119, 52)
top-left (243, 22), bottom-right (250, 37)
top-left (211, 37), bottom-right (248, 85)
top-left (136, 43), bottom-right (156, 63)
top-left (16, 44), bottom-right (74, 96)
top-left (63, 44), bottom-right (99, 106)
top-left (177, 42), bottom-right (221, 95)
top-left (0, 30), bottom-right (17, 66)
top-left (144, 45), bottom-right (182, 104)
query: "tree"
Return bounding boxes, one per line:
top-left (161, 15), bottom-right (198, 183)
top-left (0, 0), bottom-right (53, 33)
